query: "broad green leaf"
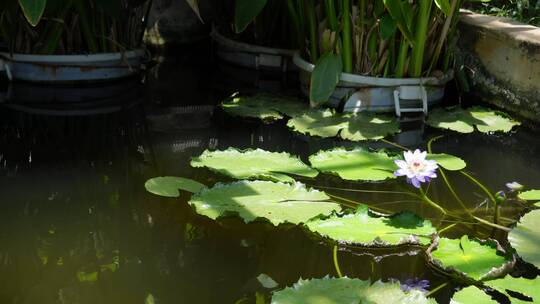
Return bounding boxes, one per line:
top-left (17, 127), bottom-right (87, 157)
top-left (340, 112), bottom-right (400, 141)
top-left (306, 207), bottom-right (435, 246)
top-left (185, 0), bottom-right (203, 22)
top-left (450, 286), bottom-right (495, 304)
top-left (310, 53), bottom-right (342, 107)
top-left (380, 13), bottom-right (397, 40)
top-left (427, 106), bottom-right (520, 134)
top-left (484, 277), bottom-right (540, 304)
top-left (382, 0), bottom-right (415, 44)
top-left (221, 93), bottom-right (308, 122)
top-left (435, 0), bottom-right (452, 15)
top-left (18, 0), bottom-right (47, 26)
top-left (287, 109), bottom-right (348, 138)
top-left (235, 0), bottom-right (267, 33)
top-left (145, 177), bottom-right (207, 197)
top-left (271, 278), bottom-right (436, 304)
top-left (428, 153), bottom-right (466, 171)
top-left (309, 148), bottom-right (397, 181)
top-left (428, 236), bottom-right (511, 282)
top-left (190, 148), bottom-right (318, 183)
top-left (188, 181), bottom-right (341, 226)
top-left (518, 189), bottom-right (540, 201)
top-left (508, 210), bottom-right (540, 269)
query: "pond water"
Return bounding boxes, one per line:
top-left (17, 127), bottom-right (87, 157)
top-left (0, 49), bottom-right (539, 304)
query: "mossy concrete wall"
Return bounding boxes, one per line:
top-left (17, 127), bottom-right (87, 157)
top-left (458, 10), bottom-right (540, 123)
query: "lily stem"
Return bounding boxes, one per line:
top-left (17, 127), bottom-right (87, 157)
top-left (333, 245), bottom-right (343, 278)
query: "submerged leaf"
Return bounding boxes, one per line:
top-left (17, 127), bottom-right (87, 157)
top-left (518, 189), bottom-right (540, 201)
top-left (309, 147), bottom-right (397, 181)
top-left (484, 276), bottom-right (540, 304)
top-left (306, 207), bottom-right (435, 247)
top-left (191, 148), bottom-right (318, 183)
top-left (427, 106), bottom-right (520, 134)
top-left (188, 181), bottom-right (341, 226)
top-left (145, 177), bottom-right (207, 197)
top-left (428, 236), bottom-right (512, 282)
top-left (428, 153), bottom-right (466, 171)
top-left (271, 278), bottom-right (435, 304)
top-left (450, 286), bottom-right (495, 304)
top-left (221, 93), bottom-right (308, 122)
top-left (508, 210), bottom-right (540, 269)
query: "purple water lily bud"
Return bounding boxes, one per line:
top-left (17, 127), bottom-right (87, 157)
top-left (394, 149), bottom-right (438, 188)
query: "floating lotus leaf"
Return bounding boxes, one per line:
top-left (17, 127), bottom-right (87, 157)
top-left (271, 277), bottom-right (436, 304)
top-left (427, 106), bottom-right (520, 134)
top-left (508, 210), bottom-right (540, 269)
top-left (188, 181), bottom-right (341, 226)
top-left (221, 93), bottom-right (308, 122)
top-left (287, 110), bottom-right (400, 140)
top-left (450, 286), bottom-right (495, 304)
top-left (305, 205), bottom-right (435, 247)
top-left (518, 189), bottom-right (540, 201)
top-left (309, 148), bottom-right (397, 181)
top-left (428, 153), bottom-right (466, 171)
top-left (427, 235), bottom-right (512, 282)
top-left (191, 148), bottom-right (318, 183)
top-left (340, 112), bottom-right (400, 141)
top-left (484, 276), bottom-right (540, 304)
top-left (145, 176), bottom-right (207, 197)
top-left (287, 109), bottom-right (348, 138)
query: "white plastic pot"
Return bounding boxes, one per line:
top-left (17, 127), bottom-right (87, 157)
top-left (211, 26), bottom-right (296, 72)
top-left (0, 49), bottom-right (147, 83)
top-left (293, 53), bottom-right (454, 114)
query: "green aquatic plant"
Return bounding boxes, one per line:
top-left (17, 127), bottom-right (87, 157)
top-left (427, 235), bottom-right (513, 282)
top-left (508, 209), bottom-right (540, 269)
top-left (188, 180), bottom-right (342, 226)
top-left (287, 109), bottom-right (400, 141)
top-left (426, 106), bottom-right (520, 133)
top-left (145, 177), bottom-right (207, 197)
top-left (484, 276), bottom-right (540, 304)
top-left (221, 93), bottom-right (308, 122)
top-left (271, 277), bottom-right (436, 304)
top-left (518, 189), bottom-right (540, 201)
top-left (450, 286), bottom-right (495, 304)
top-left (305, 205), bottom-right (435, 247)
top-left (191, 148), bottom-right (318, 183)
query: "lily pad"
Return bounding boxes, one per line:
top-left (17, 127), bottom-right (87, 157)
top-left (427, 106), bottom-right (520, 134)
top-left (271, 278), bottom-right (436, 304)
top-left (309, 148), bottom-right (397, 181)
top-left (305, 206), bottom-right (435, 247)
top-left (188, 181), bottom-right (341, 226)
top-left (518, 189), bottom-right (540, 201)
top-left (221, 93), bottom-right (308, 122)
top-left (287, 109), bottom-right (400, 141)
top-left (427, 235), bottom-right (512, 282)
top-left (484, 276), bottom-right (540, 304)
top-left (145, 177), bottom-right (207, 197)
top-left (508, 210), bottom-right (540, 269)
top-left (428, 153), bottom-right (466, 171)
top-left (450, 286), bottom-right (495, 304)
top-left (191, 148), bottom-right (318, 183)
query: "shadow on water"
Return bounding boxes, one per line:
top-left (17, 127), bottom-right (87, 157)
top-left (0, 50), bottom-right (539, 303)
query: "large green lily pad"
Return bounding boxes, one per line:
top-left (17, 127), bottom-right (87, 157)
top-left (518, 189), bottom-right (540, 201)
top-left (221, 93), bottom-right (308, 122)
top-left (309, 148), bottom-right (397, 181)
top-left (427, 236), bottom-right (512, 282)
top-left (427, 106), bottom-right (520, 134)
top-left (191, 148), bottom-right (318, 183)
top-left (305, 205), bottom-right (435, 247)
top-left (484, 276), bottom-right (540, 304)
top-left (145, 177), bottom-right (207, 197)
top-left (508, 210), bottom-right (540, 269)
top-left (450, 286), bottom-right (495, 304)
top-left (428, 153), bottom-right (466, 171)
top-left (271, 278), bottom-right (436, 304)
top-left (287, 110), bottom-right (400, 141)
top-left (188, 181), bottom-right (341, 226)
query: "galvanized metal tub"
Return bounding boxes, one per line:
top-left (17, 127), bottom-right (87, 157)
top-left (211, 26), bottom-right (296, 72)
top-left (0, 49), bottom-right (147, 83)
top-left (293, 53), bottom-right (454, 113)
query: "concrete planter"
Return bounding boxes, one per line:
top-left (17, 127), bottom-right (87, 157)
top-left (458, 10), bottom-right (540, 123)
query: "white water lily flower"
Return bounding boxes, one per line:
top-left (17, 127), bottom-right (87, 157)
top-left (506, 182), bottom-right (523, 191)
top-left (394, 149), bottom-right (438, 188)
